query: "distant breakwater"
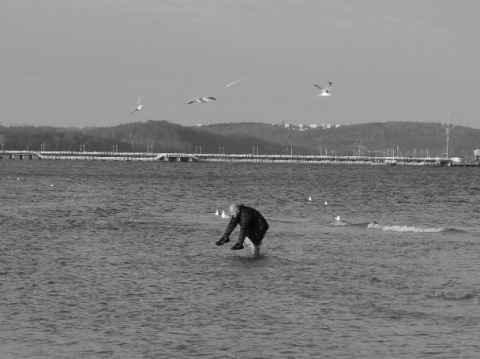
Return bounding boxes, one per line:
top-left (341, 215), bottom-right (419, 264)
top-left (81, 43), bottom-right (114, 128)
top-left (1, 150), bottom-right (478, 167)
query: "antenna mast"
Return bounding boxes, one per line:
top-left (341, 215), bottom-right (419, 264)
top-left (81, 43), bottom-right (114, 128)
top-left (441, 111), bottom-right (455, 159)
top-left (349, 139), bottom-right (365, 156)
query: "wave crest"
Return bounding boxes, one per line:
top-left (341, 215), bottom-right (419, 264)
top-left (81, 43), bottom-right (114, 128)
top-left (367, 222), bottom-right (447, 233)
top-left (429, 290), bottom-right (477, 301)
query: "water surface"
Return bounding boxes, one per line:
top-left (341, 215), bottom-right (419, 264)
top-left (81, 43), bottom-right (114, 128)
top-left (1, 160), bottom-right (479, 358)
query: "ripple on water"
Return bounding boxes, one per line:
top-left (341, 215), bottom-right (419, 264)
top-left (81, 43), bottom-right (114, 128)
top-left (1, 161), bottom-right (480, 358)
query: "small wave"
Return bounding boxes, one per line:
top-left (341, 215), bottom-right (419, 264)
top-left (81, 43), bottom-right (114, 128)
top-left (428, 290), bottom-right (477, 301)
top-left (367, 222), bottom-right (447, 233)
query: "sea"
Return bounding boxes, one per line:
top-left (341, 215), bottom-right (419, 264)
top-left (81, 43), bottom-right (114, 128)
top-left (1, 159), bottom-right (479, 359)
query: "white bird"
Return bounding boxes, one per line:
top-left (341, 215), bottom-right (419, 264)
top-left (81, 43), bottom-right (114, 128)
top-left (324, 201), bottom-right (328, 205)
top-left (129, 97), bottom-right (142, 115)
top-left (215, 209), bottom-right (219, 216)
top-left (308, 196), bottom-right (312, 201)
top-left (335, 215), bottom-right (341, 221)
top-left (314, 82), bottom-right (332, 96)
top-left (188, 97), bottom-right (216, 104)
top-left (221, 210), bottom-right (230, 219)
top-left (226, 79), bottom-right (243, 88)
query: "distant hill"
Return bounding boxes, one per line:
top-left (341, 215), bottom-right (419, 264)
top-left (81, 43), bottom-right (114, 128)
top-left (0, 121), bottom-right (297, 155)
top-left (1, 120), bottom-right (479, 157)
top-left (196, 121), bottom-right (480, 157)
top-left (78, 120), bottom-right (292, 154)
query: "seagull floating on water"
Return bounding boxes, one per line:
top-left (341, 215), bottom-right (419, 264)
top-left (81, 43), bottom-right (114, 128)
top-left (226, 79), bottom-right (243, 88)
top-left (308, 196), bottom-right (312, 201)
top-left (129, 97), bottom-right (142, 115)
top-left (332, 214), bottom-right (346, 226)
top-left (215, 209), bottom-right (219, 216)
top-left (221, 210), bottom-right (230, 219)
top-left (314, 82), bottom-right (332, 96)
top-left (324, 201), bottom-right (328, 205)
top-left (188, 97), bottom-right (216, 104)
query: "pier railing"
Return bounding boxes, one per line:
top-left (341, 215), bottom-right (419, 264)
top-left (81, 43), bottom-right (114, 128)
top-left (0, 150), bottom-right (159, 161)
top-left (1, 150), bottom-right (478, 166)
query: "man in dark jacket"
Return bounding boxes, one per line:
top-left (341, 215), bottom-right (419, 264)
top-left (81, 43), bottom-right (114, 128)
top-left (216, 203), bottom-right (269, 253)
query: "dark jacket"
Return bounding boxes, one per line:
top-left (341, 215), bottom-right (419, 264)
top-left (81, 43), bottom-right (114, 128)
top-left (223, 205), bottom-right (269, 245)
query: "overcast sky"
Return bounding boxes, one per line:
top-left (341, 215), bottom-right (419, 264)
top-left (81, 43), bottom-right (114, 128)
top-left (1, 0), bottom-right (479, 129)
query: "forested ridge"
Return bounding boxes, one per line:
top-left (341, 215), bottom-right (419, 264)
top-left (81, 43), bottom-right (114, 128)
top-left (1, 121), bottom-right (479, 157)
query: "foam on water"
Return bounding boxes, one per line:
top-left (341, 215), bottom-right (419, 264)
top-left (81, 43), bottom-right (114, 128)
top-left (2, 160), bottom-right (480, 358)
top-left (367, 221), bottom-right (447, 233)
top-left (428, 290), bottom-right (478, 301)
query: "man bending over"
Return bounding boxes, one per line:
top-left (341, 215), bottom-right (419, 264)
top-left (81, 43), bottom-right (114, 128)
top-left (216, 203), bottom-right (269, 255)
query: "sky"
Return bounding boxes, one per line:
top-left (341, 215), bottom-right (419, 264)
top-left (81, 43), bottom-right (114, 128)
top-left (1, 0), bottom-right (479, 129)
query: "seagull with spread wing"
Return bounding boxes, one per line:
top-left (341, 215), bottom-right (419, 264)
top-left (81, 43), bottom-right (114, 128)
top-left (129, 97), bottom-right (142, 115)
top-left (225, 79), bottom-right (243, 88)
top-left (314, 82), bottom-right (332, 96)
top-left (187, 97), bottom-right (216, 104)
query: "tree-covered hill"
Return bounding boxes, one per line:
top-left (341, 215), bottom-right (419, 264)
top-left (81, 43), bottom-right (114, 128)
top-left (197, 121), bottom-right (480, 157)
top-left (1, 120), bottom-right (479, 157)
top-left (0, 121), bottom-right (305, 155)
top-left (79, 121), bottom-right (300, 154)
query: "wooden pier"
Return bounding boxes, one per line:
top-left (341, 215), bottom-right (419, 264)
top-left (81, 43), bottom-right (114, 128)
top-left (0, 150), bottom-right (198, 162)
top-left (1, 150), bottom-right (478, 166)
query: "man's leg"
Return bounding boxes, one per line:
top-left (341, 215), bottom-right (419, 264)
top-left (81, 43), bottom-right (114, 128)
top-left (253, 230), bottom-right (266, 246)
top-left (244, 237), bottom-right (260, 255)
top-left (255, 230), bottom-right (267, 256)
top-left (252, 243), bottom-right (260, 256)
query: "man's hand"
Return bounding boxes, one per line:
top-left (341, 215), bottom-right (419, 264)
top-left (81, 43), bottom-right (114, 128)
top-left (216, 236), bottom-right (230, 246)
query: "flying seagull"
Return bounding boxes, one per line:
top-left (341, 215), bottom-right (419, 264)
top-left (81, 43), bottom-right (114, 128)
top-left (226, 79), bottom-right (243, 88)
top-left (188, 97), bottom-right (216, 104)
top-left (314, 82), bottom-right (332, 96)
top-left (129, 97), bottom-right (142, 115)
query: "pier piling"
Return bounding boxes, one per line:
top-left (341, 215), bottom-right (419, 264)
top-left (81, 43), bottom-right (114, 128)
top-left (0, 150), bottom-right (478, 166)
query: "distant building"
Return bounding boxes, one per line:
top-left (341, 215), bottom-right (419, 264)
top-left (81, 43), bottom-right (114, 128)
top-left (284, 123), bottom-right (340, 130)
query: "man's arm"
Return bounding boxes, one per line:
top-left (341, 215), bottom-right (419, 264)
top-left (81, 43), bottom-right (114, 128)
top-left (223, 216), bottom-right (239, 239)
